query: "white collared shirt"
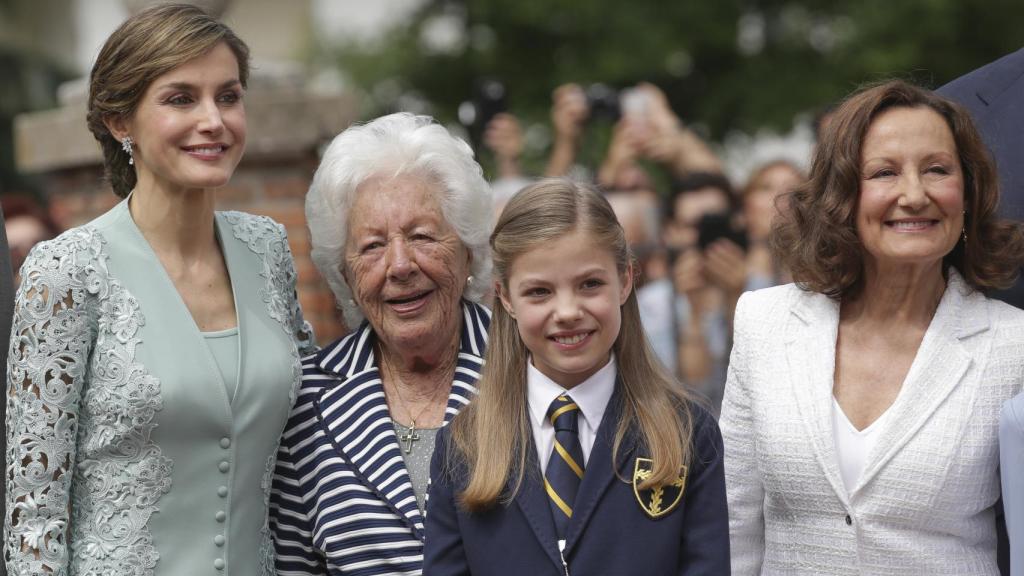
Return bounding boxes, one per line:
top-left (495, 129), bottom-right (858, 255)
top-left (527, 356), bottom-right (617, 475)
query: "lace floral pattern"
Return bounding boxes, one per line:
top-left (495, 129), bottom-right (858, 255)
top-left (5, 227), bottom-right (172, 575)
top-left (224, 212), bottom-right (315, 575)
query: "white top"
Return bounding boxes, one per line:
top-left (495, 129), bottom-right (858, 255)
top-left (831, 397), bottom-right (892, 494)
top-left (527, 356), bottom-right (617, 475)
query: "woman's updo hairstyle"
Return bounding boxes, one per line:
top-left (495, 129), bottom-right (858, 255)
top-left (86, 3), bottom-right (250, 197)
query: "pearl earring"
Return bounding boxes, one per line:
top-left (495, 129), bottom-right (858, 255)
top-left (121, 136), bottom-right (134, 165)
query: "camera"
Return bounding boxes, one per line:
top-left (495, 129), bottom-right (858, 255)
top-left (584, 83), bottom-right (621, 122)
top-left (458, 78), bottom-right (507, 149)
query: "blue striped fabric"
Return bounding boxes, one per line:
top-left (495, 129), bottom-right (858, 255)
top-left (271, 301), bottom-right (489, 575)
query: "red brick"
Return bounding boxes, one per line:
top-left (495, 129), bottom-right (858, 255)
top-left (249, 205), bottom-right (307, 229)
top-left (265, 176), bottom-right (311, 200)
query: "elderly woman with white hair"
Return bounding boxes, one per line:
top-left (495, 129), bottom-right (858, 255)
top-left (269, 113), bottom-right (493, 576)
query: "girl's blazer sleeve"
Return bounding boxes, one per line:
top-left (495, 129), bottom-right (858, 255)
top-left (5, 236), bottom-right (95, 575)
top-left (679, 405), bottom-right (730, 575)
top-left (422, 427), bottom-right (471, 576)
top-left (719, 291), bottom-right (766, 575)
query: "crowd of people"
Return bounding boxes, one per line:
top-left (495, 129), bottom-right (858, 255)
top-left (3, 3), bottom-right (1024, 576)
top-left (477, 81), bottom-right (805, 415)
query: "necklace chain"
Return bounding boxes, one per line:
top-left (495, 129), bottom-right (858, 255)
top-left (382, 363), bottom-right (451, 429)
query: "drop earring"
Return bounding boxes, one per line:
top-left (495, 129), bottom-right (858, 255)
top-left (962, 211), bottom-right (968, 244)
top-left (121, 136), bottom-right (134, 165)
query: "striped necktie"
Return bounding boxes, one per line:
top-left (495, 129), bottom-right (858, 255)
top-left (544, 394), bottom-right (585, 539)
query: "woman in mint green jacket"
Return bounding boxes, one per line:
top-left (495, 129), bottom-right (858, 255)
top-left (4, 5), bottom-right (314, 575)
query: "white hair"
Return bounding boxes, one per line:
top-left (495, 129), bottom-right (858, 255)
top-left (306, 112), bottom-right (494, 327)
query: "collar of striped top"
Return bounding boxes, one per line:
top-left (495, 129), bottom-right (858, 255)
top-left (313, 299), bottom-right (491, 380)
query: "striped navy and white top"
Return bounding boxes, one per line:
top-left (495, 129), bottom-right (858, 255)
top-left (271, 301), bottom-right (490, 576)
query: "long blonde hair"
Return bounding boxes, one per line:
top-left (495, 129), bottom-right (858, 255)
top-left (450, 179), bottom-right (694, 511)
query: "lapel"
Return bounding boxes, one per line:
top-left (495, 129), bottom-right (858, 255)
top-left (853, 270), bottom-right (986, 493)
top-left (511, 442), bottom-right (566, 573)
top-left (312, 301), bottom-right (489, 540)
top-left (972, 47), bottom-right (1024, 109)
top-left (565, 388), bottom-right (630, 554)
top-left (510, 387), bottom-right (631, 568)
top-left (213, 213), bottom-right (247, 404)
top-left (114, 198), bottom-right (234, 420)
top-left (785, 288), bottom-right (849, 506)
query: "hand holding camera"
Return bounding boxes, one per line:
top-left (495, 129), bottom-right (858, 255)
top-left (551, 83), bottom-right (589, 144)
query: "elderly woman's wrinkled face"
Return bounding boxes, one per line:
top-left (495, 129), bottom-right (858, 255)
top-left (344, 173), bottom-right (471, 353)
top-left (857, 106), bottom-right (964, 272)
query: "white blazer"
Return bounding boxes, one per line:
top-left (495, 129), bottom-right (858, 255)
top-left (721, 270), bottom-right (1024, 575)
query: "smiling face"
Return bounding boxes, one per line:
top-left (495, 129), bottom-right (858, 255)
top-left (498, 227), bottom-right (632, 389)
top-left (857, 106), bottom-right (964, 273)
top-left (113, 42), bottom-right (246, 194)
top-left (344, 173), bottom-right (471, 358)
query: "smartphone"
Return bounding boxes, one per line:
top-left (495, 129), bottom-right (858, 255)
top-left (697, 213), bottom-right (748, 251)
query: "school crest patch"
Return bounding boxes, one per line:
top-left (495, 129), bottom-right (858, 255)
top-left (632, 457), bottom-right (687, 518)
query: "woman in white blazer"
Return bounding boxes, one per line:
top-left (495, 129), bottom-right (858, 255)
top-left (721, 79), bottom-right (1024, 576)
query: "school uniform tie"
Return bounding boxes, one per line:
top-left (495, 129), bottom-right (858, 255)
top-left (545, 394), bottom-right (585, 539)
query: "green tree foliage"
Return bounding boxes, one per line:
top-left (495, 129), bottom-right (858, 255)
top-left (329, 0), bottom-right (1023, 133)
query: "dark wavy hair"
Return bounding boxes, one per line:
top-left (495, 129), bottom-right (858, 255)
top-left (86, 3), bottom-right (250, 198)
top-left (771, 79), bottom-right (1024, 298)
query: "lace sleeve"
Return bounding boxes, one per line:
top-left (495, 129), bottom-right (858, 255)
top-left (277, 224), bottom-right (316, 357)
top-left (5, 235), bottom-right (97, 575)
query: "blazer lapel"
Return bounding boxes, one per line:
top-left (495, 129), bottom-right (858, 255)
top-left (854, 271), bottom-right (986, 492)
top-left (564, 388), bottom-right (630, 555)
top-left (314, 363), bottom-right (426, 537)
top-left (513, 442), bottom-right (568, 573)
top-left (312, 301), bottom-right (491, 541)
top-left (785, 290), bottom-right (849, 505)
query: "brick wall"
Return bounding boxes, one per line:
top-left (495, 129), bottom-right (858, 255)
top-left (42, 158), bottom-right (348, 346)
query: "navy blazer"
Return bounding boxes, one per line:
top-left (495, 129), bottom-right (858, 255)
top-left (939, 47), bottom-right (1024, 309)
top-left (423, 390), bottom-right (729, 576)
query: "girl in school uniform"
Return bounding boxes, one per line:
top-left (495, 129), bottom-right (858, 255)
top-left (423, 179), bottom-right (729, 575)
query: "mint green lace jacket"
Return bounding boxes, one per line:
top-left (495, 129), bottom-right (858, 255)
top-left (5, 199), bottom-right (315, 575)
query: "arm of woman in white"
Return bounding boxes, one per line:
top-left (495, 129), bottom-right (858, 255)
top-left (6, 237), bottom-right (94, 575)
top-left (1000, 393), bottom-right (1024, 576)
top-left (719, 292), bottom-right (765, 575)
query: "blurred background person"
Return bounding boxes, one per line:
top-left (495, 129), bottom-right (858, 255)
top-left (482, 112), bottom-right (532, 216)
top-left (606, 191), bottom-right (677, 374)
top-left (722, 80), bottom-right (1024, 575)
top-left (741, 160), bottom-right (805, 290)
top-left (664, 172), bottom-right (746, 415)
top-left (1, 194), bottom-right (60, 284)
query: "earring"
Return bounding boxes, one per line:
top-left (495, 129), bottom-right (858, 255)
top-left (121, 136), bottom-right (134, 165)
top-left (466, 275), bottom-right (474, 286)
top-left (962, 211), bottom-right (968, 244)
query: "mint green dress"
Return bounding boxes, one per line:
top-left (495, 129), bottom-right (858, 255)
top-left (5, 198), bottom-right (316, 575)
